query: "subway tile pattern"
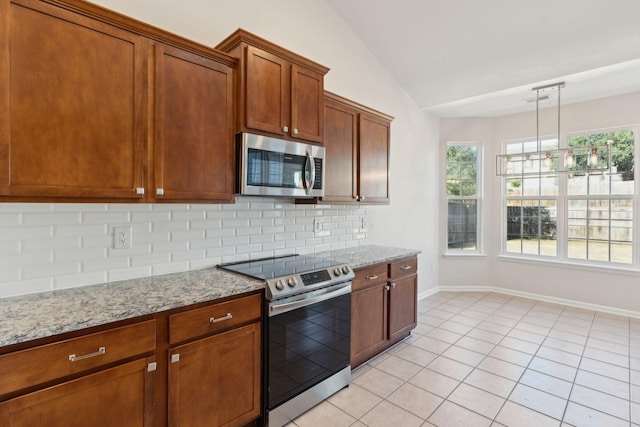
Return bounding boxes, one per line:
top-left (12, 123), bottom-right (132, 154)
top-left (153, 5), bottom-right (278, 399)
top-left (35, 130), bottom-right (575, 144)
top-left (290, 291), bottom-right (640, 427)
top-left (0, 198), bottom-right (368, 297)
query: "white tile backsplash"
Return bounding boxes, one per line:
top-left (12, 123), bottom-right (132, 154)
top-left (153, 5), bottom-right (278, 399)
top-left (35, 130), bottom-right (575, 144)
top-left (0, 198), bottom-right (368, 297)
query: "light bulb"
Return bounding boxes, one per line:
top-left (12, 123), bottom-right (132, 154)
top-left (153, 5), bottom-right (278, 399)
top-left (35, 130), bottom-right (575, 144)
top-left (590, 148), bottom-right (598, 167)
top-left (525, 154), bottom-right (533, 170)
top-left (565, 150), bottom-right (574, 167)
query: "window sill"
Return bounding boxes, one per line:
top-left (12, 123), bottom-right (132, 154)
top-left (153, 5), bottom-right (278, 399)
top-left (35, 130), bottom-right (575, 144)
top-left (444, 252), bottom-right (487, 259)
top-left (497, 254), bottom-right (640, 276)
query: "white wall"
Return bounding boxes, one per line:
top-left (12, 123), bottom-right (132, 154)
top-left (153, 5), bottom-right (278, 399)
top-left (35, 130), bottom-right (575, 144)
top-left (0, 0), bottom-right (438, 297)
top-left (439, 92), bottom-right (640, 313)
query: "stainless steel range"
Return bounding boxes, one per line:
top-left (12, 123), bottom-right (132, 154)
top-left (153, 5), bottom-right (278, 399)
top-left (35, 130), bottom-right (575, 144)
top-left (218, 254), bottom-right (354, 427)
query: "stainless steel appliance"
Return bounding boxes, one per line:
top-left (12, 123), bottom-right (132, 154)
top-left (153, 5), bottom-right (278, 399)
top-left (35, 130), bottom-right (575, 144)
top-left (237, 133), bottom-right (325, 198)
top-left (218, 254), bottom-right (354, 427)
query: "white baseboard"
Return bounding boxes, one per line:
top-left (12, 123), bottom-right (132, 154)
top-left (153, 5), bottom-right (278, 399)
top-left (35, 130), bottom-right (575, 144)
top-left (419, 285), bottom-right (640, 319)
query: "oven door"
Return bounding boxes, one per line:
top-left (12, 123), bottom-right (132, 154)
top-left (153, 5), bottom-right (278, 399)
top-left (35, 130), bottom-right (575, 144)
top-left (266, 283), bottom-right (351, 419)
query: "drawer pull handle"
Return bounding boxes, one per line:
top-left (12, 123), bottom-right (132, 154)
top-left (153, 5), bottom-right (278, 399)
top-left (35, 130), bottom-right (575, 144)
top-left (69, 346), bottom-right (105, 362)
top-left (366, 275), bottom-right (378, 280)
top-left (210, 313), bottom-right (233, 324)
top-left (401, 265), bottom-right (412, 270)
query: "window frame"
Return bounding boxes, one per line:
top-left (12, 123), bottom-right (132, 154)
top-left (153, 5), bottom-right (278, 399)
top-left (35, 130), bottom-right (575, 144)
top-left (445, 141), bottom-right (483, 255)
top-left (500, 126), bottom-right (639, 269)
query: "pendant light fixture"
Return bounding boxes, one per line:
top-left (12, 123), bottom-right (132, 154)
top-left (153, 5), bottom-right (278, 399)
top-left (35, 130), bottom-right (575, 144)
top-left (496, 82), bottom-right (610, 176)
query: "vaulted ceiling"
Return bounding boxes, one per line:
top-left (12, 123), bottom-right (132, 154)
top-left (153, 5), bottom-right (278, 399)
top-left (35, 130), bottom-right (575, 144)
top-left (326, 0), bottom-right (640, 117)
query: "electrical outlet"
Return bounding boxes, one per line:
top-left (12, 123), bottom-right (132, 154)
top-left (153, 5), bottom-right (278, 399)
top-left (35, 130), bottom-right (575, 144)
top-left (113, 226), bottom-right (132, 249)
top-left (313, 218), bottom-right (321, 233)
top-left (361, 217), bottom-right (368, 229)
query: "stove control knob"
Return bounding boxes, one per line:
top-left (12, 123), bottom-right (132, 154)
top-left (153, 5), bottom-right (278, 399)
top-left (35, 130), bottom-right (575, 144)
top-left (287, 277), bottom-right (297, 287)
top-left (275, 280), bottom-right (285, 291)
top-left (334, 267), bottom-right (342, 276)
top-left (342, 266), bottom-right (351, 274)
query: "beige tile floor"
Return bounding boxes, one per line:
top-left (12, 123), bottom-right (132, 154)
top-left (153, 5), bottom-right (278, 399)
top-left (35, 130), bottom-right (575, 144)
top-left (289, 291), bottom-right (640, 427)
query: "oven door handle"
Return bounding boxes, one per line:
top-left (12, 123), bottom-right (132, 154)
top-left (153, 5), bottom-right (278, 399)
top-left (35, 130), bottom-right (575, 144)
top-left (269, 283), bottom-right (351, 316)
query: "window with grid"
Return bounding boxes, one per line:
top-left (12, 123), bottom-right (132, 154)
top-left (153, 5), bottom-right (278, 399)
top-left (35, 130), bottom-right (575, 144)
top-left (502, 129), bottom-right (636, 267)
top-left (504, 139), bottom-right (559, 256)
top-left (566, 130), bottom-right (635, 264)
top-left (446, 143), bottom-right (481, 252)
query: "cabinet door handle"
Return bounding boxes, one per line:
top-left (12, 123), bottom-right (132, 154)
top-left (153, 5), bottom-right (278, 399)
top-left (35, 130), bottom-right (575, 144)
top-left (171, 354), bottom-right (180, 364)
top-left (385, 285), bottom-right (390, 291)
top-left (366, 275), bottom-right (378, 280)
top-left (210, 313), bottom-right (233, 324)
top-left (136, 187), bottom-right (145, 195)
top-left (156, 188), bottom-right (164, 196)
top-left (283, 126), bottom-right (289, 133)
top-left (69, 346), bottom-right (105, 362)
top-left (391, 283), bottom-right (396, 289)
top-left (401, 265), bottom-right (412, 270)
top-left (293, 128), bottom-right (299, 135)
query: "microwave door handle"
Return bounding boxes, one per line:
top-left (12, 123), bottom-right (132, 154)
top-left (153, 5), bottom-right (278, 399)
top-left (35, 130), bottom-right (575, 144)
top-left (305, 151), bottom-right (316, 196)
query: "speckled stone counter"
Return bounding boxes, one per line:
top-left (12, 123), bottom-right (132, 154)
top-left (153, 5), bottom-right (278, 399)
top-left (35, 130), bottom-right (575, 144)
top-left (316, 245), bottom-right (420, 269)
top-left (0, 268), bottom-right (263, 347)
top-left (0, 244), bottom-right (419, 348)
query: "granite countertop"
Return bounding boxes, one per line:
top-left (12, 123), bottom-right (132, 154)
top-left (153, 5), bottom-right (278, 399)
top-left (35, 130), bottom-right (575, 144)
top-left (316, 245), bottom-right (420, 269)
top-left (0, 245), bottom-right (419, 348)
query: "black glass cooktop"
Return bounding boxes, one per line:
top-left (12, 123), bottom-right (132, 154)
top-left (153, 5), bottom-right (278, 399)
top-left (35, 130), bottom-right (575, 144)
top-left (218, 254), bottom-right (342, 280)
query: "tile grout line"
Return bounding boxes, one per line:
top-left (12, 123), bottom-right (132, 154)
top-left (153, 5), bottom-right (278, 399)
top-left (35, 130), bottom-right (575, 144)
top-left (421, 292), bottom-right (522, 424)
top-left (381, 292), bottom-right (492, 424)
top-left (486, 294), bottom-right (563, 423)
top-left (557, 303), bottom-right (595, 424)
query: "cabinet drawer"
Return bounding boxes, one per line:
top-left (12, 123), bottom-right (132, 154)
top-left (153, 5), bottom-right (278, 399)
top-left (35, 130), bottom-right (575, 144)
top-left (353, 263), bottom-right (388, 292)
top-left (0, 320), bottom-right (156, 397)
top-left (169, 293), bottom-right (262, 344)
top-left (389, 257), bottom-right (417, 279)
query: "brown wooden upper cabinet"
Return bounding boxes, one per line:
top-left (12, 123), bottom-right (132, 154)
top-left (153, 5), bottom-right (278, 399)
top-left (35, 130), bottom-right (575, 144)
top-left (0, 0), bottom-right (237, 203)
top-left (0, 0), bottom-right (147, 200)
top-left (322, 92), bottom-right (393, 204)
top-left (216, 29), bottom-right (329, 144)
top-left (153, 44), bottom-right (235, 203)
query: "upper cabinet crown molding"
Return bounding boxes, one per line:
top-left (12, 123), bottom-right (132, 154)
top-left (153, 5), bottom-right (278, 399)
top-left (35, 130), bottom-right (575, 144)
top-left (324, 91), bottom-right (394, 123)
top-left (215, 28), bottom-right (329, 75)
top-left (43, 0), bottom-right (238, 67)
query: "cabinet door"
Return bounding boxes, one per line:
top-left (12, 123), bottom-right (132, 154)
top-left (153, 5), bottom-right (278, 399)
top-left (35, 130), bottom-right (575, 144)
top-left (290, 65), bottom-right (323, 143)
top-left (154, 44), bottom-right (234, 202)
top-left (322, 97), bottom-right (358, 202)
top-left (358, 112), bottom-right (391, 204)
top-left (0, 357), bottom-right (155, 427)
top-left (244, 45), bottom-right (287, 137)
top-left (168, 322), bottom-right (261, 427)
top-left (388, 274), bottom-right (417, 342)
top-left (351, 282), bottom-right (388, 367)
top-left (0, 0), bottom-right (146, 199)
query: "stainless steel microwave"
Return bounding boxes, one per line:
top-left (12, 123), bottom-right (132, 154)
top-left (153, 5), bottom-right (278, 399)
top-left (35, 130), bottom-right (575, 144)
top-left (238, 133), bottom-right (325, 198)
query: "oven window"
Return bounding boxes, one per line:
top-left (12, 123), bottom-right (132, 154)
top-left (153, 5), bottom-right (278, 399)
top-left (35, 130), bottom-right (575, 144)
top-left (267, 293), bottom-right (351, 408)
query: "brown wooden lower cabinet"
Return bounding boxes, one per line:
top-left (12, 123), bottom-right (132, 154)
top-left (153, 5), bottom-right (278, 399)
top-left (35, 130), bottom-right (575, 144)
top-left (0, 356), bottom-right (156, 427)
top-left (168, 322), bottom-right (261, 427)
top-left (351, 257), bottom-right (418, 368)
top-left (0, 292), bottom-right (262, 427)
